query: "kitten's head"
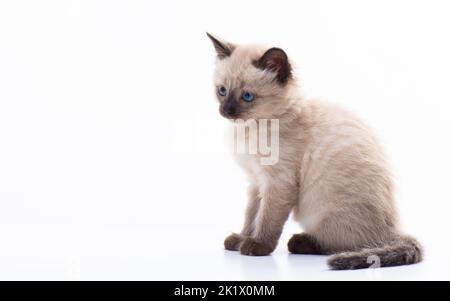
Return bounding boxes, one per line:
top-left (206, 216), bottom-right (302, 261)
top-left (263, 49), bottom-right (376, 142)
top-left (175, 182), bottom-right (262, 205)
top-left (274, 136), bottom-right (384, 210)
top-left (207, 33), bottom-right (295, 121)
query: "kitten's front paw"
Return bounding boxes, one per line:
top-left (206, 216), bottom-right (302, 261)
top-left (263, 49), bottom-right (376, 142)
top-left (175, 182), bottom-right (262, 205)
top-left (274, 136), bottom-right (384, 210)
top-left (239, 237), bottom-right (274, 256)
top-left (224, 233), bottom-right (243, 251)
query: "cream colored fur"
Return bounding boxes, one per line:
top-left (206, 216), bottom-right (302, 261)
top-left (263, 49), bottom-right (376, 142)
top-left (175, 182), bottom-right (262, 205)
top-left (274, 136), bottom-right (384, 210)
top-left (209, 34), bottom-right (422, 269)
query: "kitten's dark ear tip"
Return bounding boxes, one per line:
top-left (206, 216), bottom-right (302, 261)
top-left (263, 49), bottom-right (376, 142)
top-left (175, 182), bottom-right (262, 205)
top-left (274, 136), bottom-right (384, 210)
top-left (254, 47), bottom-right (292, 85)
top-left (206, 33), bottom-right (234, 59)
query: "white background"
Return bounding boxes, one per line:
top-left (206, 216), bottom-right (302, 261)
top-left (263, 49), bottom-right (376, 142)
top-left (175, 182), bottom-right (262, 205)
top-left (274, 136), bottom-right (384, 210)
top-left (0, 0), bottom-right (449, 280)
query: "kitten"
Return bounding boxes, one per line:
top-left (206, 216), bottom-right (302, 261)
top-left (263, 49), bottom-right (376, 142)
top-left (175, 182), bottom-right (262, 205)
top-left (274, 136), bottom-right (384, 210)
top-left (207, 33), bottom-right (423, 270)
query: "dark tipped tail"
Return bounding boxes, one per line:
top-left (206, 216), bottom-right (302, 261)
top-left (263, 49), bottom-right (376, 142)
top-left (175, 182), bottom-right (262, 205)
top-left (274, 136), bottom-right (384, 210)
top-left (327, 235), bottom-right (423, 270)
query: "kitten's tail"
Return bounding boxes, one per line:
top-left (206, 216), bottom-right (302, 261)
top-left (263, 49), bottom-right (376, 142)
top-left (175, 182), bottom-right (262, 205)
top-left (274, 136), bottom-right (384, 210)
top-left (327, 235), bottom-right (423, 270)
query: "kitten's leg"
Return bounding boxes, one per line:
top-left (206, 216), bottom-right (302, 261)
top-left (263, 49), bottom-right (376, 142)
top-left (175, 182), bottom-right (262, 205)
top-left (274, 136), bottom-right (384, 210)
top-left (240, 184), bottom-right (295, 256)
top-left (240, 185), bottom-right (261, 236)
top-left (287, 233), bottom-right (326, 255)
top-left (224, 185), bottom-right (261, 251)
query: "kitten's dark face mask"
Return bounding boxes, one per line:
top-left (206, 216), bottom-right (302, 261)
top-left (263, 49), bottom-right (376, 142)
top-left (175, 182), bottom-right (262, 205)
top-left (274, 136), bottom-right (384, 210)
top-left (220, 93), bottom-right (240, 118)
top-left (217, 87), bottom-right (256, 119)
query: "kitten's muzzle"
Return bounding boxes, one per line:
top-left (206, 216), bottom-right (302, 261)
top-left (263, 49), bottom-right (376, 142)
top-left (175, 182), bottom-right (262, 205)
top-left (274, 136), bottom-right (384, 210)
top-left (221, 96), bottom-right (240, 118)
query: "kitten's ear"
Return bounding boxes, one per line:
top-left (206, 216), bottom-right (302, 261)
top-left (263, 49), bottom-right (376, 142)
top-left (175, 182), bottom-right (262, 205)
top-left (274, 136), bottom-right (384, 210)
top-left (254, 47), bottom-right (292, 84)
top-left (206, 32), bottom-right (235, 59)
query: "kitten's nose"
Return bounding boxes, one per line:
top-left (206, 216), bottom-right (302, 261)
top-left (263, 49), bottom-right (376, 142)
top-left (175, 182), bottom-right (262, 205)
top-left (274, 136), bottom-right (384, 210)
top-left (223, 96), bottom-right (239, 117)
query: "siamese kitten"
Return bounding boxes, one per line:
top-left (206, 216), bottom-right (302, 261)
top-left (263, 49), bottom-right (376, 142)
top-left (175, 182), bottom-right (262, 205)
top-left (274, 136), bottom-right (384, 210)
top-left (207, 33), bottom-right (423, 270)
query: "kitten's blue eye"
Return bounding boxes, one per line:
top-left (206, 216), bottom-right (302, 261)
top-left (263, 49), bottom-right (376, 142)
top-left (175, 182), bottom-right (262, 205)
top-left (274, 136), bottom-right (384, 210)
top-left (242, 91), bottom-right (255, 102)
top-left (218, 86), bottom-right (227, 96)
